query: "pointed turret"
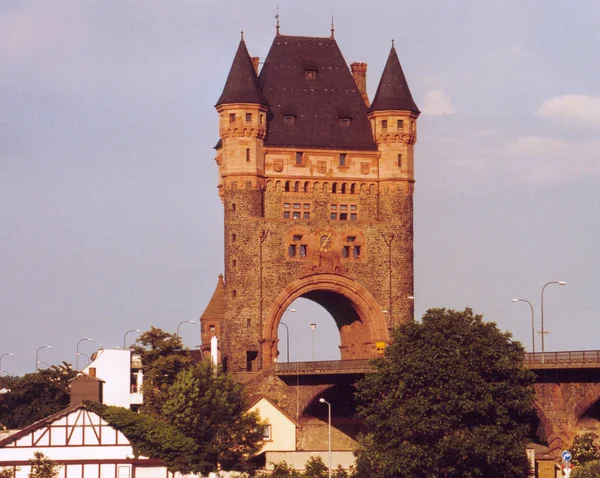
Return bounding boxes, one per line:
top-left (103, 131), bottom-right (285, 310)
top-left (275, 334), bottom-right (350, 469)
top-left (200, 274), bottom-right (226, 359)
top-left (216, 38), bottom-right (268, 107)
top-left (369, 44), bottom-right (419, 114)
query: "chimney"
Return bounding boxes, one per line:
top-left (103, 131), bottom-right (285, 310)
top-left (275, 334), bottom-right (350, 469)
top-left (351, 62), bottom-right (369, 106)
top-left (251, 57), bottom-right (260, 75)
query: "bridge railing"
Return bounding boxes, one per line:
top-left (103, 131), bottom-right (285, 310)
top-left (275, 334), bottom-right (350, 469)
top-left (275, 359), bottom-right (372, 374)
top-left (524, 350), bottom-right (600, 367)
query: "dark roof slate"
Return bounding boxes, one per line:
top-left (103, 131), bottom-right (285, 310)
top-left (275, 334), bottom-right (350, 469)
top-left (258, 35), bottom-right (376, 151)
top-left (200, 274), bottom-right (226, 320)
top-left (369, 45), bottom-right (420, 114)
top-left (216, 39), bottom-right (268, 107)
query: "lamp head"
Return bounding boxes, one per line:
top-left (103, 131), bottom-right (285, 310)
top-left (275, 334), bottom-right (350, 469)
top-left (310, 323), bottom-right (316, 331)
top-left (511, 299), bottom-right (519, 302)
top-left (558, 281), bottom-right (567, 285)
top-left (319, 398), bottom-right (325, 403)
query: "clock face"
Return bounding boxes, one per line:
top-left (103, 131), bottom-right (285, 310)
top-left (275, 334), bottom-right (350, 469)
top-left (319, 233), bottom-right (332, 251)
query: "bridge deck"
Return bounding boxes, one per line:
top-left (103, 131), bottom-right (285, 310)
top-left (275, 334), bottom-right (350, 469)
top-left (274, 350), bottom-right (600, 375)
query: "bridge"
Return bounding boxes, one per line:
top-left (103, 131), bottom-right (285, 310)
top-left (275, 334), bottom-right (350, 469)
top-left (274, 350), bottom-right (600, 376)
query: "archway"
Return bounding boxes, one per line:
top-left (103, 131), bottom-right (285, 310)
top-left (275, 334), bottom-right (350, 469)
top-left (262, 273), bottom-right (389, 366)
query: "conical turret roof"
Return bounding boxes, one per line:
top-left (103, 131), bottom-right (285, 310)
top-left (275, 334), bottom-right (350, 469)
top-left (200, 274), bottom-right (226, 320)
top-left (369, 44), bottom-right (419, 114)
top-left (216, 39), bottom-right (268, 107)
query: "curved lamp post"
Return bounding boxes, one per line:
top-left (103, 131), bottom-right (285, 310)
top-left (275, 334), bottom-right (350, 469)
top-left (76, 338), bottom-right (94, 370)
top-left (279, 308), bottom-right (296, 362)
top-left (512, 298), bottom-right (535, 354)
top-left (0, 353), bottom-right (13, 376)
top-left (541, 281), bottom-right (566, 364)
top-left (177, 320), bottom-right (195, 336)
top-left (36, 345), bottom-right (51, 372)
top-left (310, 323), bottom-right (317, 362)
top-left (123, 329), bottom-right (141, 349)
top-left (319, 398), bottom-right (332, 478)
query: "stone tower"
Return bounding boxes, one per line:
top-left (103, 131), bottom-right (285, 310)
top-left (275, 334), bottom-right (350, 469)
top-left (203, 31), bottom-right (419, 375)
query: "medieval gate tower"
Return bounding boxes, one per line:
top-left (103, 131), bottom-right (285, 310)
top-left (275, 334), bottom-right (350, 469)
top-left (201, 28), bottom-right (419, 378)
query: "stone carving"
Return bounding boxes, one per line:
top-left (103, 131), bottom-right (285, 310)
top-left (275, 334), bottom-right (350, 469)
top-left (317, 160), bottom-right (327, 174)
top-left (273, 159), bottom-right (284, 172)
top-left (360, 162), bottom-right (370, 175)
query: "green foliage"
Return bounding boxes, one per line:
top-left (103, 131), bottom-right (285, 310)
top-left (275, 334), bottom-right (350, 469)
top-left (355, 307), bottom-right (537, 478)
top-left (572, 432), bottom-right (600, 466)
top-left (0, 467), bottom-right (19, 478)
top-left (130, 327), bottom-right (193, 416)
top-left (303, 456), bottom-right (328, 478)
top-left (0, 363), bottom-right (76, 428)
top-left (332, 465), bottom-right (350, 478)
top-left (85, 402), bottom-right (200, 473)
top-left (161, 361), bottom-right (263, 475)
top-left (256, 461), bottom-right (301, 477)
top-left (571, 460), bottom-right (600, 478)
top-left (28, 452), bottom-right (60, 478)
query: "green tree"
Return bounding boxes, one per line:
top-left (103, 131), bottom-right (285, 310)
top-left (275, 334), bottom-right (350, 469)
top-left (571, 460), bottom-right (600, 478)
top-left (0, 363), bottom-right (76, 428)
top-left (355, 307), bottom-right (537, 478)
top-left (161, 361), bottom-right (263, 475)
top-left (303, 456), bottom-right (328, 478)
top-left (332, 465), bottom-right (351, 478)
top-left (572, 432), bottom-right (600, 466)
top-left (256, 461), bottom-right (301, 477)
top-left (0, 467), bottom-right (19, 478)
top-left (130, 327), bottom-right (193, 415)
top-left (28, 452), bottom-right (60, 478)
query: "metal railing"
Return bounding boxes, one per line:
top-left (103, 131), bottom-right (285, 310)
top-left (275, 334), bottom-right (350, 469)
top-left (524, 350), bottom-right (600, 368)
top-left (275, 359), bottom-right (372, 374)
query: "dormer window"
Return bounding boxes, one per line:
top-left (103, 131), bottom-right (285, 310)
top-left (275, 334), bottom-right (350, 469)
top-left (397, 119), bottom-right (404, 129)
top-left (284, 115), bottom-right (295, 125)
top-left (305, 70), bottom-right (317, 80)
top-left (246, 113), bottom-right (252, 123)
top-left (381, 120), bottom-right (388, 130)
top-left (229, 113), bottom-right (236, 124)
top-left (340, 118), bottom-right (351, 127)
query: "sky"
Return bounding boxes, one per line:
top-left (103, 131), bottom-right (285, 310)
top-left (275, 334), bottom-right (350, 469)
top-left (1, 0), bottom-right (599, 376)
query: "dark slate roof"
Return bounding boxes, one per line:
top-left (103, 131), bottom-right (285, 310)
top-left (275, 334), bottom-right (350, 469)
top-left (200, 274), bottom-right (226, 320)
top-left (369, 45), bottom-right (420, 114)
top-left (216, 39), bottom-right (268, 107)
top-left (258, 35), bottom-right (376, 151)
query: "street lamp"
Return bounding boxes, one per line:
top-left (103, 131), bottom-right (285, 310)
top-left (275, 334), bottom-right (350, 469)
top-left (279, 308), bottom-right (296, 363)
top-left (0, 353), bottom-right (13, 376)
top-left (310, 323), bottom-right (317, 362)
top-left (319, 398), bottom-right (332, 478)
top-left (540, 281), bottom-right (567, 364)
top-left (177, 320), bottom-right (195, 336)
top-left (36, 345), bottom-right (51, 372)
top-left (512, 299), bottom-right (535, 354)
top-left (76, 338), bottom-right (94, 370)
top-left (123, 329), bottom-right (141, 349)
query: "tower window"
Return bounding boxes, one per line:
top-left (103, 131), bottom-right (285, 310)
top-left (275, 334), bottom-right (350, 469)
top-left (381, 120), bottom-right (388, 130)
top-left (340, 118), bottom-right (350, 127)
top-left (397, 119), bottom-right (404, 129)
top-left (260, 114), bottom-right (264, 125)
top-left (296, 152), bottom-right (304, 165)
top-left (299, 245), bottom-right (307, 257)
top-left (232, 233), bottom-right (237, 242)
top-left (283, 211), bottom-right (290, 218)
top-left (209, 325), bottom-right (216, 335)
top-left (232, 259), bottom-right (237, 268)
top-left (340, 213), bottom-right (348, 220)
top-left (303, 212), bottom-right (310, 219)
top-left (347, 236), bottom-right (356, 242)
top-left (232, 290), bottom-right (237, 297)
top-left (339, 154), bottom-right (346, 166)
top-left (350, 213), bottom-right (357, 221)
top-left (229, 113), bottom-right (236, 123)
top-left (246, 319), bottom-right (251, 328)
top-left (353, 246), bottom-right (361, 258)
top-left (232, 203), bottom-right (236, 212)
top-left (246, 113), bottom-right (252, 123)
top-left (398, 154), bottom-right (402, 167)
top-left (246, 148), bottom-right (251, 162)
top-left (305, 70), bottom-right (317, 80)
top-left (288, 244), bottom-right (297, 257)
top-left (342, 246), bottom-right (350, 258)
top-left (293, 235), bottom-right (303, 241)
top-left (330, 213), bottom-right (337, 220)
top-left (284, 115), bottom-right (295, 125)
top-left (292, 211), bottom-right (301, 219)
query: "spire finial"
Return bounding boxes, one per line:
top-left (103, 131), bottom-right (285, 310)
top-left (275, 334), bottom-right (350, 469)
top-left (241, 31), bottom-right (244, 41)
top-left (330, 14), bottom-right (335, 39)
top-left (275, 6), bottom-right (280, 36)
top-left (391, 39), bottom-right (395, 48)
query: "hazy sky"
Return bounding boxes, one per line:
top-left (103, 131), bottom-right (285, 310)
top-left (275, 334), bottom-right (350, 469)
top-left (1, 1), bottom-right (599, 376)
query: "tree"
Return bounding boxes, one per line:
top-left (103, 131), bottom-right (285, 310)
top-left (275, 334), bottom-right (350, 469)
top-left (28, 452), bottom-right (61, 478)
top-left (571, 460), bottom-right (600, 478)
top-left (256, 461), bottom-right (301, 477)
top-left (355, 307), bottom-right (537, 478)
top-left (130, 327), bottom-right (193, 416)
top-left (572, 432), bottom-right (600, 466)
top-left (0, 363), bottom-right (76, 428)
top-left (0, 467), bottom-right (19, 478)
top-left (303, 456), bottom-right (328, 478)
top-left (161, 361), bottom-right (264, 475)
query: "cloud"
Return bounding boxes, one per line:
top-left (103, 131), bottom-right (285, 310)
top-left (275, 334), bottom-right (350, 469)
top-left (422, 90), bottom-right (457, 116)
top-left (536, 95), bottom-right (600, 126)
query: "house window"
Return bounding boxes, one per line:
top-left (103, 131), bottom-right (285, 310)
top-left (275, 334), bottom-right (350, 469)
top-left (305, 70), bottom-right (317, 80)
top-left (381, 120), bottom-right (388, 130)
top-left (296, 152), bottom-right (304, 165)
top-left (397, 119), bottom-right (404, 129)
top-left (246, 113), bottom-right (252, 123)
top-left (284, 115), bottom-right (295, 125)
top-left (339, 154), bottom-right (347, 166)
top-left (261, 425), bottom-right (272, 440)
top-left (246, 148), bottom-right (251, 162)
top-left (340, 118), bottom-right (350, 127)
top-left (229, 113), bottom-right (236, 123)
top-left (397, 154), bottom-right (402, 167)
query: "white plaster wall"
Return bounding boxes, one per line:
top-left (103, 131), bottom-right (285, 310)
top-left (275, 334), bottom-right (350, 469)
top-left (248, 398), bottom-right (296, 452)
top-left (82, 349), bottom-right (133, 408)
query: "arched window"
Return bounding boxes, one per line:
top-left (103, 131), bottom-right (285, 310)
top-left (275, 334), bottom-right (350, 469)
top-left (304, 181), bottom-right (310, 193)
top-left (332, 183), bottom-right (338, 194)
top-left (294, 181), bottom-right (300, 192)
top-left (285, 181), bottom-right (291, 192)
top-left (341, 183), bottom-right (347, 194)
top-left (350, 183), bottom-right (356, 194)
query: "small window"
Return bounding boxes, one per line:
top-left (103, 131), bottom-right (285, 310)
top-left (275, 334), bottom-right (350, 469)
top-left (303, 203), bottom-right (310, 209)
top-left (305, 70), bottom-right (317, 80)
top-left (233, 290), bottom-right (237, 297)
top-left (342, 246), bottom-right (350, 258)
top-left (283, 211), bottom-right (290, 219)
top-left (350, 205), bottom-right (357, 211)
top-left (292, 211), bottom-right (301, 219)
top-left (332, 183), bottom-right (337, 194)
top-left (246, 319), bottom-right (251, 328)
top-left (347, 236), bottom-right (356, 242)
top-left (331, 204), bottom-right (337, 210)
top-left (285, 181), bottom-right (291, 192)
top-left (232, 233), bottom-right (237, 242)
top-left (339, 154), bottom-right (346, 166)
top-left (294, 181), bottom-right (300, 192)
top-left (411, 121), bottom-right (415, 131)
top-left (340, 118), bottom-right (350, 127)
top-left (293, 203), bottom-right (301, 209)
top-left (261, 425), bottom-right (272, 440)
top-left (232, 260), bottom-right (237, 268)
top-left (397, 154), bottom-right (402, 167)
top-left (293, 235), bottom-right (303, 241)
top-left (330, 213), bottom-right (337, 220)
top-left (232, 203), bottom-right (236, 212)
top-left (246, 113), bottom-right (252, 123)
top-left (397, 119), bottom-right (404, 129)
top-left (229, 113), bottom-right (236, 123)
top-left (340, 213), bottom-right (348, 221)
top-left (246, 148), bottom-right (250, 162)
top-left (283, 203), bottom-right (290, 209)
top-left (300, 245), bottom-right (307, 257)
top-left (260, 114), bottom-right (264, 125)
top-left (296, 152), bottom-right (304, 165)
top-left (340, 204), bottom-right (348, 211)
top-left (284, 116), bottom-right (295, 125)
top-left (353, 246), bottom-right (361, 258)
top-left (209, 325), bottom-right (216, 335)
top-left (303, 212), bottom-right (310, 219)
top-left (381, 120), bottom-right (388, 130)
top-left (288, 245), bottom-right (297, 257)
top-left (350, 213), bottom-right (357, 221)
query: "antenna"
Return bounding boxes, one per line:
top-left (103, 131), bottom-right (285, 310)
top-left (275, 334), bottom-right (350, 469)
top-left (330, 14), bottom-right (335, 39)
top-left (392, 39), bottom-right (395, 48)
top-left (241, 30), bottom-right (244, 41)
top-left (276, 6), bottom-right (280, 36)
